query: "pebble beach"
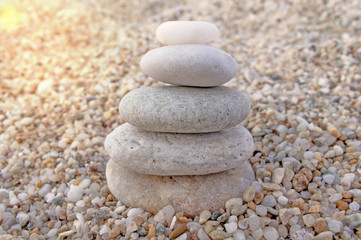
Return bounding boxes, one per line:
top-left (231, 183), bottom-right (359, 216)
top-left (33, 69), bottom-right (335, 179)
top-left (1, 0), bottom-right (361, 239)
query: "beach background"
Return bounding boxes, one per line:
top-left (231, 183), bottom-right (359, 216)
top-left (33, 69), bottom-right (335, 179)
top-left (0, 0), bottom-right (361, 239)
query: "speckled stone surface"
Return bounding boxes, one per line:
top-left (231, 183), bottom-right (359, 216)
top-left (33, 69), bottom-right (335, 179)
top-left (106, 159), bottom-right (255, 216)
top-left (119, 86), bottom-right (251, 133)
top-left (140, 45), bottom-right (238, 87)
top-left (104, 123), bottom-right (254, 176)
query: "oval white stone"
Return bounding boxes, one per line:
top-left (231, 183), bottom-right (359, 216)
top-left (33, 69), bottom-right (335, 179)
top-left (104, 123), bottom-right (254, 176)
top-left (119, 86), bottom-right (251, 133)
top-left (140, 45), bottom-right (238, 87)
top-left (106, 159), bottom-right (255, 215)
top-left (156, 21), bottom-right (219, 45)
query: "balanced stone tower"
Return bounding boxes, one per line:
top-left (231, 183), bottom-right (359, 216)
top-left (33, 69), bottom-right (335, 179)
top-left (105, 21), bottom-right (255, 216)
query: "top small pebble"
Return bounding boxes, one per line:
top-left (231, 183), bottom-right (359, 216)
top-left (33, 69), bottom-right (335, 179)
top-left (156, 21), bottom-right (220, 45)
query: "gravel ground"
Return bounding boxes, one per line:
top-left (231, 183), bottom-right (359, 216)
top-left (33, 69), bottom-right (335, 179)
top-left (0, 0), bottom-right (361, 239)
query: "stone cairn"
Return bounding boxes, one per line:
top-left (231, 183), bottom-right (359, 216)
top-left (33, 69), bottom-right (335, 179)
top-left (105, 21), bottom-right (255, 216)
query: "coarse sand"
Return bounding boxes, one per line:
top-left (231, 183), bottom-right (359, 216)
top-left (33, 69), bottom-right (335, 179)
top-left (0, 0), bottom-right (361, 239)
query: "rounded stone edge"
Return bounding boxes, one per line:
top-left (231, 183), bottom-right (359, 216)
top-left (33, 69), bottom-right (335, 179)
top-left (118, 86), bottom-right (251, 133)
top-left (106, 159), bottom-right (255, 216)
top-left (155, 21), bottom-right (220, 45)
top-left (104, 123), bottom-right (255, 176)
top-left (140, 45), bottom-right (238, 87)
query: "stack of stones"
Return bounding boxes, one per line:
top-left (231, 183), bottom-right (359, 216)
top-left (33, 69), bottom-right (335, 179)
top-left (105, 21), bottom-right (255, 216)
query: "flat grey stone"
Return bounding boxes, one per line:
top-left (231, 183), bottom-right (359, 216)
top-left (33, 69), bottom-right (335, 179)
top-left (104, 123), bottom-right (254, 176)
top-left (140, 45), bottom-right (238, 87)
top-left (119, 86), bottom-right (251, 133)
top-left (106, 159), bottom-right (255, 216)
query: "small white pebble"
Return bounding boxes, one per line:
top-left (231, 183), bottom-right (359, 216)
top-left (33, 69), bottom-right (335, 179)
top-left (9, 191), bottom-right (20, 205)
top-left (329, 193), bottom-right (342, 203)
top-left (48, 228), bottom-right (58, 238)
top-left (303, 151), bottom-right (314, 160)
top-left (78, 179), bottom-right (91, 189)
top-left (127, 208), bottom-right (144, 218)
top-left (76, 200), bottom-right (85, 207)
top-left (91, 196), bottom-right (105, 206)
top-left (233, 230), bottom-right (246, 240)
top-left (67, 185), bottom-right (84, 203)
top-left (323, 174), bottom-right (335, 184)
top-left (228, 215), bottom-right (238, 223)
top-left (99, 224), bottom-right (110, 235)
top-left (16, 212), bottom-right (29, 227)
top-left (225, 222), bottom-right (238, 234)
top-left (263, 226), bottom-right (279, 240)
top-left (38, 184), bottom-right (52, 197)
top-left (256, 205), bottom-right (268, 216)
top-left (349, 202), bottom-right (360, 212)
top-left (333, 145), bottom-right (344, 156)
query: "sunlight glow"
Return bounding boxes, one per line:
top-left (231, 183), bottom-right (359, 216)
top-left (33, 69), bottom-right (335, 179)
top-left (0, 4), bottom-right (21, 30)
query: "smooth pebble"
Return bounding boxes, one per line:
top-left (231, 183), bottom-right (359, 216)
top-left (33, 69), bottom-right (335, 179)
top-left (156, 21), bottom-right (219, 45)
top-left (119, 86), bottom-right (251, 133)
top-left (141, 45), bottom-right (238, 87)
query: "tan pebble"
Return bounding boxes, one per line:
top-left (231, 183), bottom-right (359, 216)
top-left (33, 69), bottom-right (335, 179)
top-left (247, 201), bottom-right (256, 211)
top-left (204, 223), bottom-right (214, 234)
top-left (72, 178), bottom-right (83, 186)
top-left (335, 200), bottom-right (348, 211)
top-left (332, 211), bottom-right (345, 221)
top-left (108, 218), bottom-right (115, 227)
top-left (209, 229), bottom-right (227, 240)
top-left (30, 228), bottom-right (40, 234)
top-left (311, 194), bottom-right (323, 202)
top-left (349, 159), bottom-right (358, 165)
top-left (30, 233), bottom-right (44, 240)
top-left (133, 216), bottom-right (144, 226)
top-left (147, 224), bottom-right (156, 239)
top-left (313, 152), bottom-right (322, 161)
top-left (292, 168), bottom-right (313, 192)
top-left (106, 195), bottom-right (115, 202)
top-left (243, 186), bottom-right (255, 202)
top-left (254, 192), bottom-right (264, 204)
top-left (169, 223), bottom-right (187, 239)
top-left (35, 181), bottom-right (43, 188)
top-left (83, 196), bottom-right (91, 204)
top-left (313, 218), bottom-right (326, 234)
top-left (327, 123), bottom-right (341, 138)
top-left (342, 191), bottom-right (352, 199)
top-left (298, 168), bottom-right (313, 181)
top-left (346, 147), bottom-right (356, 153)
top-left (289, 198), bottom-right (305, 210)
top-left (103, 110), bottom-right (113, 120)
top-left (59, 208), bottom-right (66, 220)
top-left (109, 225), bottom-right (122, 238)
top-left (308, 204), bottom-right (321, 213)
top-left (179, 217), bottom-right (189, 223)
top-left (261, 183), bottom-right (281, 191)
top-left (47, 220), bottom-right (56, 229)
top-left (238, 215), bottom-right (244, 220)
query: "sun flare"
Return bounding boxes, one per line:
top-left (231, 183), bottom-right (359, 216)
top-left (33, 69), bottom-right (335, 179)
top-left (0, 4), bottom-right (21, 30)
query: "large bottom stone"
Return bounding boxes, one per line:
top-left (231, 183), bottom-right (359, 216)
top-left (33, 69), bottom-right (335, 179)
top-left (106, 159), bottom-right (255, 216)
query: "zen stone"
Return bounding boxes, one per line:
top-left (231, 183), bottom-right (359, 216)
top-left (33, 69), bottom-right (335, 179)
top-left (119, 86), bottom-right (251, 133)
top-left (140, 45), bottom-right (238, 87)
top-left (106, 159), bottom-right (255, 216)
top-left (104, 123), bottom-right (254, 176)
top-left (156, 21), bottom-right (219, 45)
